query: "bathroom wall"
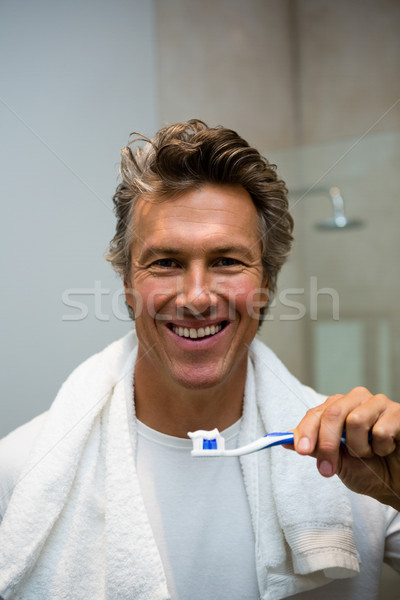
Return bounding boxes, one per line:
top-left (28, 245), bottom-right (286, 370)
top-left (295, 0), bottom-right (400, 144)
top-left (0, 0), bottom-right (158, 436)
top-left (156, 0), bottom-right (400, 147)
top-left (155, 0), bottom-right (298, 150)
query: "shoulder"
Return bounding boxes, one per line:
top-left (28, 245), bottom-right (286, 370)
top-left (0, 412), bottom-right (48, 520)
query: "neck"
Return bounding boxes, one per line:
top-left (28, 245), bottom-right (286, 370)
top-left (133, 355), bottom-right (247, 438)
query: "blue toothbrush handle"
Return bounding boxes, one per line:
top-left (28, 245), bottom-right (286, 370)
top-left (265, 429), bottom-right (373, 448)
top-left (264, 432), bottom-right (295, 448)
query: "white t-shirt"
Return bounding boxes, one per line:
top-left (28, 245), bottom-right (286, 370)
top-left (1, 414), bottom-right (400, 600)
top-left (136, 419), bottom-right (260, 600)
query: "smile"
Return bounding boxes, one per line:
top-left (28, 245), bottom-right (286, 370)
top-left (169, 321), bottom-right (227, 339)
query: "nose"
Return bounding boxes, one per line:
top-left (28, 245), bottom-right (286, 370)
top-left (176, 264), bottom-right (215, 317)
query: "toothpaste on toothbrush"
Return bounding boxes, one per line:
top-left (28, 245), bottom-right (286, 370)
top-left (188, 428), bottom-right (295, 457)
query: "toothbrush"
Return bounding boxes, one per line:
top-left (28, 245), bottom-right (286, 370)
top-left (188, 428), bottom-right (354, 457)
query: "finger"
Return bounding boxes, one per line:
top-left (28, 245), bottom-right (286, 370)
top-left (294, 394), bottom-right (343, 456)
top-left (282, 444), bottom-right (295, 451)
top-left (370, 396), bottom-right (400, 456)
top-left (344, 393), bottom-right (390, 458)
top-left (316, 388), bottom-right (374, 477)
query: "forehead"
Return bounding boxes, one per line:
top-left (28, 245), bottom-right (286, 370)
top-left (133, 184), bottom-right (260, 244)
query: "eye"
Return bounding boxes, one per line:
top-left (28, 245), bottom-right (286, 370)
top-left (151, 258), bottom-right (180, 269)
top-left (214, 257), bottom-right (241, 267)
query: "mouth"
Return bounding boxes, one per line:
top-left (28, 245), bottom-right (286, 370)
top-left (168, 320), bottom-right (229, 340)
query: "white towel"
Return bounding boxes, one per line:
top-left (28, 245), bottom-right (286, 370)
top-left (0, 331), bottom-right (169, 600)
top-left (240, 339), bottom-right (359, 599)
top-left (0, 332), bottom-right (359, 600)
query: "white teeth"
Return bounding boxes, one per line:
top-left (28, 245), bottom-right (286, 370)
top-left (172, 323), bottom-right (223, 339)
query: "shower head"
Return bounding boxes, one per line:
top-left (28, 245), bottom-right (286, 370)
top-left (315, 187), bottom-right (364, 231)
top-left (315, 216), bottom-right (364, 230)
top-left (315, 217), bottom-right (364, 230)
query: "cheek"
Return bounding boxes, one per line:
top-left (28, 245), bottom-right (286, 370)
top-left (130, 277), bottom-right (179, 319)
top-left (218, 276), bottom-right (268, 320)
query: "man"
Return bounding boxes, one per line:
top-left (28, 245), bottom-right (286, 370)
top-left (0, 119), bottom-right (399, 599)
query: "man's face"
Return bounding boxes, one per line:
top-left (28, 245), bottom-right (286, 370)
top-left (125, 183), bottom-right (268, 390)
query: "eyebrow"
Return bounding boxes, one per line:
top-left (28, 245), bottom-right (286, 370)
top-left (210, 245), bottom-right (257, 257)
top-left (138, 246), bottom-right (183, 264)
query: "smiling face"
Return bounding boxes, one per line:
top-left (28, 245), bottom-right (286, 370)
top-left (125, 184), bottom-right (268, 393)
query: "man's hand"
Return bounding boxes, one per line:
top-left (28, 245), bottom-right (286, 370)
top-left (293, 387), bottom-right (400, 510)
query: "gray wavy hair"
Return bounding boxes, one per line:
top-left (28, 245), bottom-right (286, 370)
top-left (105, 119), bottom-right (293, 321)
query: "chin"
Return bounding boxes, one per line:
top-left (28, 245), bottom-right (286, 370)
top-left (171, 366), bottom-right (229, 391)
